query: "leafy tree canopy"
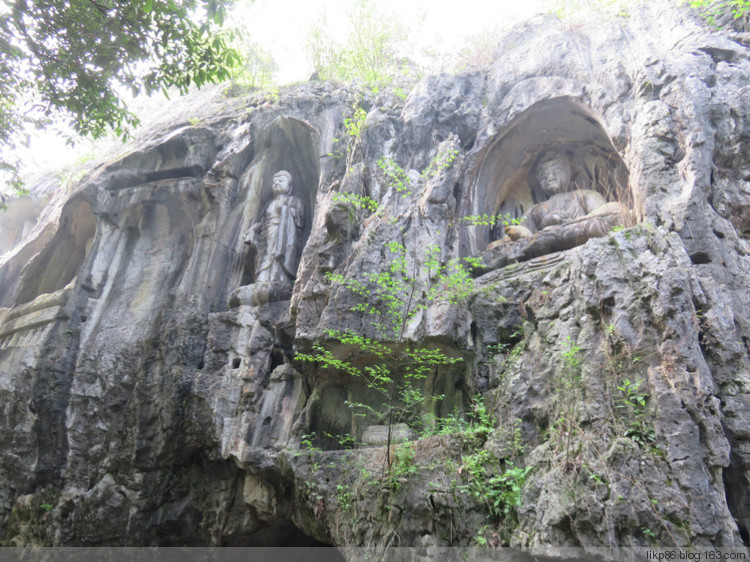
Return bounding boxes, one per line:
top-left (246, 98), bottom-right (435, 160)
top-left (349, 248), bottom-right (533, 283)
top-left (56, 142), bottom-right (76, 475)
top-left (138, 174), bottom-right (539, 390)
top-left (0, 0), bottom-right (241, 194)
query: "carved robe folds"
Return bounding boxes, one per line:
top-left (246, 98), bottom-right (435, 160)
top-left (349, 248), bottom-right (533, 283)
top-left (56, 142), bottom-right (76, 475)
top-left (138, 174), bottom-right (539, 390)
top-left (241, 171), bottom-right (305, 304)
top-left (254, 194), bottom-right (304, 283)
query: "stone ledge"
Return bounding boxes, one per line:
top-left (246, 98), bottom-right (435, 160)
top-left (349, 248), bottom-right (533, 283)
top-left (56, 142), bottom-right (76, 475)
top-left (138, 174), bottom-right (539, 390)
top-left (0, 305), bottom-right (69, 340)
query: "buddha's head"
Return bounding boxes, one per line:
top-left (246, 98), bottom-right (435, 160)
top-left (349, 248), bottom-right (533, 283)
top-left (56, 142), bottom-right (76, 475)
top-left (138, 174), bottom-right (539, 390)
top-left (534, 152), bottom-right (572, 196)
top-left (272, 170), bottom-right (293, 196)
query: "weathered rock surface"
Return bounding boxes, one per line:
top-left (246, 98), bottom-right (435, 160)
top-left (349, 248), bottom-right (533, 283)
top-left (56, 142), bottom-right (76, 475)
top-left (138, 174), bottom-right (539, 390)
top-left (2, 1), bottom-right (750, 552)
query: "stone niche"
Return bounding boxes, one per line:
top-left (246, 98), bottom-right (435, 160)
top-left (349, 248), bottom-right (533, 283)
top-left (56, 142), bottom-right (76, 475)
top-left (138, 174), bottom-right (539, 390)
top-left (6, 198), bottom-right (96, 307)
top-left (462, 97), bottom-right (632, 261)
top-left (237, 116), bottom-right (320, 292)
top-left (303, 355), bottom-right (464, 450)
top-left (222, 117), bottom-right (320, 455)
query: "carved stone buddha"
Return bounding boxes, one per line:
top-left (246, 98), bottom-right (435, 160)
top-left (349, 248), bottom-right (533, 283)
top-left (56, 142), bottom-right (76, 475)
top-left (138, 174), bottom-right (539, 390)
top-left (244, 170), bottom-right (305, 284)
top-left (489, 151), bottom-right (631, 264)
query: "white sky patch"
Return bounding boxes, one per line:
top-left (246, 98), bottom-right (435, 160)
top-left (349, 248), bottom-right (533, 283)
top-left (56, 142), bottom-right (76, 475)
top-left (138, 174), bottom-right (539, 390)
top-left (236, 0), bottom-right (549, 83)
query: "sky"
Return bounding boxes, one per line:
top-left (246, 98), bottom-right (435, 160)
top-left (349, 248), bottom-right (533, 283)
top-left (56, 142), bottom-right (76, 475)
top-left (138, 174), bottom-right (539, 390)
top-left (235, 0), bottom-right (550, 83)
top-left (15, 0), bottom-right (557, 185)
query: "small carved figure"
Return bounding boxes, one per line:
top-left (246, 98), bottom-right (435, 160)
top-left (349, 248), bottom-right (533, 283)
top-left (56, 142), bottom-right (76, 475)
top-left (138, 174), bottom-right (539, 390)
top-left (244, 170), bottom-right (305, 283)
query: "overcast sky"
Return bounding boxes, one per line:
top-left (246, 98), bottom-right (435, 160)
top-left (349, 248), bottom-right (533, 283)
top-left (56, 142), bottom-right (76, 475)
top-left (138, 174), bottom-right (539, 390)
top-left (237, 0), bottom-right (550, 83)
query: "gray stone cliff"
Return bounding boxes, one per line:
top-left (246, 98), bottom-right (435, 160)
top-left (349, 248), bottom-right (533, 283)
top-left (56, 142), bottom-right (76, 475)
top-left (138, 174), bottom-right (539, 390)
top-left (1, 1), bottom-right (750, 552)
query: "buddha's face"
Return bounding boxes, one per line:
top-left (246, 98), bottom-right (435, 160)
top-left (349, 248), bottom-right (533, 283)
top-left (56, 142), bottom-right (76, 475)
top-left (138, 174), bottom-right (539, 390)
top-left (535, 154), bottom-right (571, 195)
top-left (272, 172), bottom-right (292, 196)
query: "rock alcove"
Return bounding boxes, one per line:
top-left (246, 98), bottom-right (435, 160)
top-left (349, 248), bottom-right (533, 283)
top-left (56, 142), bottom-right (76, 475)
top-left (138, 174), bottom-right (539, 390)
top-left (236, 116), bottom-right (319, 292)
top-left (1, 199), bottom-right (96, 308)
top-left (462, 97), bottom-right (633, 265)
top-left (303, 353), bottom-right (465, 450)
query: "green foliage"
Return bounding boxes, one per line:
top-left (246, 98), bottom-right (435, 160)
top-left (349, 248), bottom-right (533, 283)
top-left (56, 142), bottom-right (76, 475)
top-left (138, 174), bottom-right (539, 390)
top-left (484, 327), bottom-right (525, 361)
top-left (1, 0), bottom-right (241, 193)
top-left (424, 396), bottom-right (531, 520)
top-left (228, 38), bottom-right (277, 90)
top-left (265, 86), bottom-right (280, 103)
top-left (508, 418), bottom-right (526, 457)
top-left (332, 192), bottom-right (379, 214)
top-left (689, 0), bottom-right (750, 26)
top-left (330, 146), bottom-right (460, 221)
top-left (486, 343), bottom-right (506, 357)
top-left (455, 213), bottom-right (524, 228)
top-left (458, 448), bottom-right (531, 519)
top-left (300, 142), bottom-right (472, 481)
top-left (617, 378), bottom-right (655, 447)
top-left (305, 13), bottom-right (343, 82)
top-left (298, 242), bottom-right (472, 470)
top-left (545, 336), bottom-right (586, 463)
top-left (562, 336), bottom-right (583, 386)
top-left (375, 147), bottom-right (461, 201)
top-left (344, 103), bottom-right (368, 140)
top-left (300, 433), bottom-right (321, 452)
top-left (545, 0), bottom-right (635, 18)
top-left (473, 527), bottom-right (489, 546)
top-left (485, 464), bottom-right (533, 517)
top-left (336, 484), bottom-right (353, 510)
top-left (339, 99), bottom-right (368, 168)
top-left (323, 431), bottom-right (358, 449)
top-left (300, 331), bottom-right (461, 429)
top-left (420, 147), bottom-right (459, 181)
top-left (377, 156), bottom-right (411, 196)
top-left (305, 0), bottom-right (411, 87)
top-left (424, 396), bottom-right (494, 444)
top-left (298, 433), bottom-right (323, 472)
top-left (423, 245), bottom-right (479, 306)
top-left (385, 442), bottom-right (418, 490)
top-left (322, 243), bottom-right (476, 339)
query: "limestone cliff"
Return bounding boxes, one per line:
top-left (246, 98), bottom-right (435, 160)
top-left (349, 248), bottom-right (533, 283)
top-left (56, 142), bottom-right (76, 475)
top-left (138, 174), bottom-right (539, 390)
top-left (2, 2), bottom-right (750, 552)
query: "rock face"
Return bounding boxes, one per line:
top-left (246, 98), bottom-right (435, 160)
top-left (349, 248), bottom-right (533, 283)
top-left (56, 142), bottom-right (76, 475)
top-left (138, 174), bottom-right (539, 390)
top-left (2, 1), bottom-right (750, 551)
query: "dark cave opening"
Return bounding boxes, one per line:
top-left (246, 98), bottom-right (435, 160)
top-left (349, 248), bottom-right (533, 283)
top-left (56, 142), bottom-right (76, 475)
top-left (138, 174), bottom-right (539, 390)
top-left (269, 348), bottom-right (285, 372)
top-left (222, 522), bottom-right (342, 550)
